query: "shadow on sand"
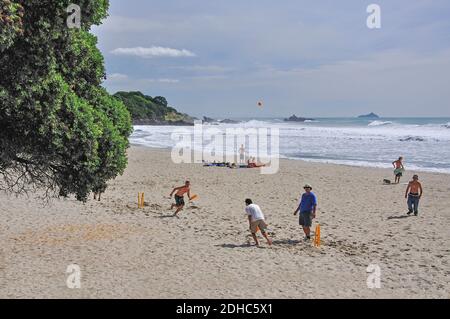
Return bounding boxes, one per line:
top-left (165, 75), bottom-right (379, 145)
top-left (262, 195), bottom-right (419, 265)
top-left (156, 215), bottom-right (177, 219)
top-left (271, 239), bottom-right (301, 246)
top-left (218, 239), bottom-right (302, 249)
top-left (387, 214), bottom-right (412, 220)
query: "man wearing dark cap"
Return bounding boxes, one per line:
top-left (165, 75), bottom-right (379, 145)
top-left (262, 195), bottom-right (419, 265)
top-left (294, 184), bottom-right (318, 241)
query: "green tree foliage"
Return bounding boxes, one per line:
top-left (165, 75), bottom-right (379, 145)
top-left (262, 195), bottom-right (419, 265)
top-left (0, 0), bottom-right (132, 201)
top-left (0, 0), bottom-right (24, 51)
top-left (153, 96), bottom-right (168, 107)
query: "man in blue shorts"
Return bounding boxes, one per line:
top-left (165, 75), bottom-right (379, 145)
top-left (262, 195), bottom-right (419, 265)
top-left (294, 184), bottom-right (318, 241)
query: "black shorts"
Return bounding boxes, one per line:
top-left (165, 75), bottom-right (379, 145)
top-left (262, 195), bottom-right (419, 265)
top-left (299, 211), bottom-right (312, 227)
top-left (175, 195), bottom-right (185, 206)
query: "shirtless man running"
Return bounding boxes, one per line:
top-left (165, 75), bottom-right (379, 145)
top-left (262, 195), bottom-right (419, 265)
top-left (170, 181), bottom-right (192, 216)
top-left (405, 175), bottom-right (423, 216)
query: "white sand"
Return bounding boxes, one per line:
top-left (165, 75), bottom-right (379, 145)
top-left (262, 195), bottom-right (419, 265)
top-left (0, 146), bottom-right (449, 298)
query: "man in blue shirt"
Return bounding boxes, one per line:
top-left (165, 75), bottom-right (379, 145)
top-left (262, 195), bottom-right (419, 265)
top-left (294, 184), bottom-right (318, 241)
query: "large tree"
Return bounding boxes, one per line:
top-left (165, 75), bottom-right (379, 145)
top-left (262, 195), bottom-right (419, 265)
top-left (0, 0), bottom-right (132, 201)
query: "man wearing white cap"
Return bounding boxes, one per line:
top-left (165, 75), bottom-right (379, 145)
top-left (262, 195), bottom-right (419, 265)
top-left (294, 184), bottom-right (318, 241)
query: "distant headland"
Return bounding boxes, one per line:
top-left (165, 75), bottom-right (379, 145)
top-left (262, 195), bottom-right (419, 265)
top-left (114, 91), bottom-right (196, 126)
top-left (115, 91), bottom-right (246, 126)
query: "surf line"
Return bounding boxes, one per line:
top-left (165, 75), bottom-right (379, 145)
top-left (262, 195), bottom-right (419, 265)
top-left (176, 303), bottom-right (210, 317)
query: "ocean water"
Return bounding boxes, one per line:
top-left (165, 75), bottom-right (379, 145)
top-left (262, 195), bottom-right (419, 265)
top-left (131, 118), bottom-right (450, 174)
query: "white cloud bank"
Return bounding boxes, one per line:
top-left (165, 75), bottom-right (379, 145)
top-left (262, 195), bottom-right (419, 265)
top-left (110, 46), bottom-right (196, 58)
top-left (107, 73), bottom-right (129, 81)
top-left (104, 74), bottom-right (180, 89)
top-left (155, 79), bottom-right (180, 83)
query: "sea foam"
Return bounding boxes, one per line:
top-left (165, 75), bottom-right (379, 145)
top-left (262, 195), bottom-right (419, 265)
top-left (368, 120), bottom-right (393, 127)
top-left (131, 119), bottom-right (450, 174)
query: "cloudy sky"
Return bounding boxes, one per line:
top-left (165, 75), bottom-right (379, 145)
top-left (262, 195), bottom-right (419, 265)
top-left (92, 0), bottom-right (450, 118)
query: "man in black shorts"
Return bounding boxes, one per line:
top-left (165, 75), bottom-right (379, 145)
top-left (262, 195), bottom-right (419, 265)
top-left (170, 181), bottom-right (191, 216)
top-left (294, 184), bottom-right (318, 241)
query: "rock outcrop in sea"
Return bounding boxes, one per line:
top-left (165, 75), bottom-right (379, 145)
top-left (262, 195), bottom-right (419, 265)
top-left (284, 115), bottom-right (315, 122)
top-left (358, 112), bottom-right (380, 119)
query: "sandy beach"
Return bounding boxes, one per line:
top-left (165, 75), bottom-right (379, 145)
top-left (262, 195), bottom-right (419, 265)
top-left (0, 146), bottom-right (449, 299)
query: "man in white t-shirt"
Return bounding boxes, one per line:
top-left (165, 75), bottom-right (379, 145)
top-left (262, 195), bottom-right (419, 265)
top-left (245, 199), bottom-right (272, 246)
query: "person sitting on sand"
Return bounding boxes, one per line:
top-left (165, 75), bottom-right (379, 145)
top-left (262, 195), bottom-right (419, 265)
top-left (227, 162), bottom-right (237, 169)
top-left (247, 157), bottom-right (266, 168)
top-left (245, 199), bottom-right (272, 247)
top-left (204, 161), bottom-right (229, 167)
top-left (294, 184), bottom-right (317, 241)
top-left (392, 157), bottom-right (405, 184)
top-left (405, 175), bottom-right (423, 216)
top-left (170, 181), bottom-right (192, 216)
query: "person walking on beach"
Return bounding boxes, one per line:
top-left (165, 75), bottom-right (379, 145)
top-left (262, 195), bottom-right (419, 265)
top-left (405, 175), bottom-right (423, 216)
top-left (392, 157), bottom-right (405, 184)
top-left (170, 181), bottom-right (192, 216)
top-left (245, 199), bottom-right (272, 246)
top-left (294, 184), bottom-right (317, 241)
top-left (239, 144), bottom-right (246, 164)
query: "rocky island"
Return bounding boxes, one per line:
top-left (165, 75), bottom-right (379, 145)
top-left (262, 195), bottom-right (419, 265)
top-left (202, 116), bottom-right (240, 124)
top-left (284, 115), bottom-right (315, 122)
top-left (358, 112), bottom-right (380, 119)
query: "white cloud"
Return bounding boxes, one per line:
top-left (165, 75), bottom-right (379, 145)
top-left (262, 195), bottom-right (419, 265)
top-left (107, 73), bottom-right (129, 81)
top-left (110, 46), bottom-right (196, 58)
top-left (106, 76), bottom-right (180, 86)
top-left (172, 65), bottom-right (236, 73)
top-left (143, 78), bottom-right (180, 84)
top-left (156, 79), bottom-right (180, 83)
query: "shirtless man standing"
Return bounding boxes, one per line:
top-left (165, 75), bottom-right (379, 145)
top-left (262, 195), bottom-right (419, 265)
top-left (405, 175), bottom-right (423, 216)
top-left (239, 144), bottom-right (246, 164)
top-left (170, 181), bottom-right (192, 216)
top-left (392, 157), bottom-right (405, 184)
